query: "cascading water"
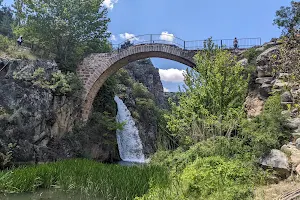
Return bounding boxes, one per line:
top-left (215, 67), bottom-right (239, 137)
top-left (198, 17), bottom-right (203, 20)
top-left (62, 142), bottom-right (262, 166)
top-left (114, 96), bottom-right (145, 163)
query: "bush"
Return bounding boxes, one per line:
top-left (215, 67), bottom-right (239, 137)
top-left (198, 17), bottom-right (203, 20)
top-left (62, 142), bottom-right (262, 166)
top-left (13, 67), bottom-right (82, 95)
top-left (240, 94), bottom-right (289, 157)
top-left (244, 47), bottom-right (262, 64)
top-left (0, 34), bottom-right (12, 51)
top-left (138, 156), bottom-right (261, 200)
top-left (133, 83), bottom-right (154, 99)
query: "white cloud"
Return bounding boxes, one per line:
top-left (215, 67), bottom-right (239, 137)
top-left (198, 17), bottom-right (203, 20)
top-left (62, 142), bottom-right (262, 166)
top-left (163, 87), bottom-right (170, 92)
top-left (159, 68), bottom-right (185, 82)
top-left (110, 34), bottom-right (117, 41)
top-left (160, 31), bottom-right (174, 42)
top-left (103, 0), bottom-right (118, 10)
top-left (119, 33), bottom-right (139, 41)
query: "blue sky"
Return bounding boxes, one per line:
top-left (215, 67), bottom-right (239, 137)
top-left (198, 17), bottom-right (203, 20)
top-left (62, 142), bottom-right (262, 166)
top-left (3, 0), bottom-right (291, 92)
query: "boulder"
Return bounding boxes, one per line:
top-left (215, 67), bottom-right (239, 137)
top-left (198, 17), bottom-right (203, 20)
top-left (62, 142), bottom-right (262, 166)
top-left (256, 46), bottom-right (279, 66)
top-left (296, 164), bottom-right (300, 175)
top-left (273, 79), bottom-right (288, 90)
top-left (259, 149), bottom-right (290, 178)
top-left (262, 41), bottom-right (278, 48)
top-left (281, 91), bottom-right (293, 103)
top-left (292, 132), bottom-right (300, 140)
top-left (244, 96), bottom-right (264, 118)
top-left (255, 77), bottom-right (273, 84)
top-left (284, 118), bottom-right (300, 130)
top-left (238, 58), bottom-right (248, 67)
top-left (259, 83), bottom-right (273, 98)
top-left (296, 138), bottom-right (300, 150)
top-left (255, 47), bottom-right (265, 52)
top-left (281, 144), bottom-right (300, 167)
top-left (278, 73), bottom-right (290, 80)
top-left (257, 65), bottom-right (273, 78)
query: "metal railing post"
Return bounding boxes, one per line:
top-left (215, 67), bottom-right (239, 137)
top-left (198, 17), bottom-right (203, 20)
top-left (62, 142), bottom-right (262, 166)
top-left (184, 41), bottom-right (186, 50)
top-left (220, 40), bottom-right (223, 49)
top-left (150, 34), bottom-right (152, 43)
top-left (260, 38), bottom-right (261, 45)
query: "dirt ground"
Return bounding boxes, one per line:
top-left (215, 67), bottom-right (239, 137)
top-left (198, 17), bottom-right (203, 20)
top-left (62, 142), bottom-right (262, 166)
top-left (255, 177), bottom-right (300, 200)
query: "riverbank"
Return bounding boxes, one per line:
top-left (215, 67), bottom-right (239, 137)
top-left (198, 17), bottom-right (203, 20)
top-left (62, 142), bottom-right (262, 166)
top-left (0, 159), bottom-right (168, 200)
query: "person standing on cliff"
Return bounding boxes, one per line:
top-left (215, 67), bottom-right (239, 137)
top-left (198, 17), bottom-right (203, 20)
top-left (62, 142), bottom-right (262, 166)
top-left (233, 37), bottom-right (238, 49)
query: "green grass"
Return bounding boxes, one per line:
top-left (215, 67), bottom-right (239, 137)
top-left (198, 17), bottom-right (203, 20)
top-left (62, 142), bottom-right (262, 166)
top-left (0, 159), bottom-right (169, 200)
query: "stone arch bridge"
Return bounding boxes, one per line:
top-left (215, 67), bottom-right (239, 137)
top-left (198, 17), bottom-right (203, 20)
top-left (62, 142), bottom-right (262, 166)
top-left (77, 34), bottom-right (261, 121)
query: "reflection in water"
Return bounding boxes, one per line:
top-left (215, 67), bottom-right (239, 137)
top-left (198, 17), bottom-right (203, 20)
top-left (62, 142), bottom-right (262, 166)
top-left (0, 189), bottom-right (101, 200)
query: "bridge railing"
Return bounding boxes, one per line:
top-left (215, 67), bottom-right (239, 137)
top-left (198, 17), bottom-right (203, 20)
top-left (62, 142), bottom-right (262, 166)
top-left (111, 34), bottom-right (261, 51)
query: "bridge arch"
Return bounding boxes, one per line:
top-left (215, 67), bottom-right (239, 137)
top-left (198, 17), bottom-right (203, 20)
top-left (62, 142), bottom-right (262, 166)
top-left (77, 43), bottom-right (197, 121)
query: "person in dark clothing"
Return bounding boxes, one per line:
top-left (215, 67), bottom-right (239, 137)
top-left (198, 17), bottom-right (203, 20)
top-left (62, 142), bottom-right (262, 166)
top-left (233, 37), bottom-right (238, 49)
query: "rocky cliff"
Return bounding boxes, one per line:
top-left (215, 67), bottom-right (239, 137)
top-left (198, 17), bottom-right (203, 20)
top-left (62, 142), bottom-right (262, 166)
top-left (0, 58), bottom-right (82, 166)
top-left (113, 59), bottom-right (165, 157)
top-left (124, 59), bottom-right (165, 108)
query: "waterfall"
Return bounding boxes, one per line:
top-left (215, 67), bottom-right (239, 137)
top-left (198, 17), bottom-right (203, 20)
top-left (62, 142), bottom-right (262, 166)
top-left (114, 96), bottom-right (145, 163)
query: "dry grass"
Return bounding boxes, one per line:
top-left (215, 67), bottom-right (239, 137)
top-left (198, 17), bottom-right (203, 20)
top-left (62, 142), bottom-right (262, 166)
top-left (255, 176), bottom-right (300, 200)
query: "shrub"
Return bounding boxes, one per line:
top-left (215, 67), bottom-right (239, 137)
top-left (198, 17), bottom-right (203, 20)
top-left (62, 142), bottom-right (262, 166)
top-left (244, 47), bottom-right (262, 64)
top-left (240, 94), bottom-right (289, 157)
top-left (13, 67), bottom-right (82, 95)
top-left (0, 34), bottom-right (12, 51)
top-left (138, 156), bottom-right (260, 200)
top-left (133, 82), bottom-right (154, 99)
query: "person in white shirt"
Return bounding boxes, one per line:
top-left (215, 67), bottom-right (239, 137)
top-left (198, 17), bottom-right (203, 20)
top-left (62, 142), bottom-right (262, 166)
top-left (17, 36), bottom-right (23, 46)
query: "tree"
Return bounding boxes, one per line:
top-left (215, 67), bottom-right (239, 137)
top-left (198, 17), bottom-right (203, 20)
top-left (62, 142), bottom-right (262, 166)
top-left (14, 0), bottom-right (111, 71)
top-left (273, 1), bottom-right (300, 36)
top-left (12, 0), bottom-right (24, 26)
top-left (165, 39), bottom-right (249, 146)
top-left (0, 0), bottom-right (13, 36)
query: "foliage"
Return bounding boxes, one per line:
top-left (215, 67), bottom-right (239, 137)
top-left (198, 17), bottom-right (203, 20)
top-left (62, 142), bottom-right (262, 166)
top-left (165, 40), bottom-right (249, 146)
top-left (138, 155), bottom-right (262, 200)
top-left (269, 33), bottom-right (300, 108)
top-left (114, 68), bottom-right (134, 87)
top-left (273, 1), bottom-right (300, 36)
top-left (0, 1), bottom-right (13, 37)
top-left (133, 82), bottom-right (154, 99)
top-left (0, 34), bottom-right (12, 51)
top-left (0, 159), bottom-right (169, 200)
top-left (143, 92), bottom-right (287, 200)
top-left (14, 0), bottom-right (111, 71)
top-left (13, 67), bottom-right (82, 95)
top-left (240, 94), bottom-right (289, 157)
top-left (244, 47), bottom-right (262, 64)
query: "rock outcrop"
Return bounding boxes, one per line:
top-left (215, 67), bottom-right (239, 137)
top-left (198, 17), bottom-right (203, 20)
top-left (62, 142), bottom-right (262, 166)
top-left (0, 58), bottom-right (82, 165)
top-left (114, 59), bottom-right (165, 158)
top-left (259, 149), bottom-right (290, 178)
top-left (124, 59), bottom-right (165, 108)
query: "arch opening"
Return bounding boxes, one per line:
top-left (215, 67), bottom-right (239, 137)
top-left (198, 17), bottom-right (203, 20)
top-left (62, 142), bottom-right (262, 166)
top-left (78, 44), bottom-right (197, 121)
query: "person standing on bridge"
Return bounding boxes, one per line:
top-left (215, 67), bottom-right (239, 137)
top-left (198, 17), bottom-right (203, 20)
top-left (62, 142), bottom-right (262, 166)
top-left (233, 37), bottom-right (238, 49)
